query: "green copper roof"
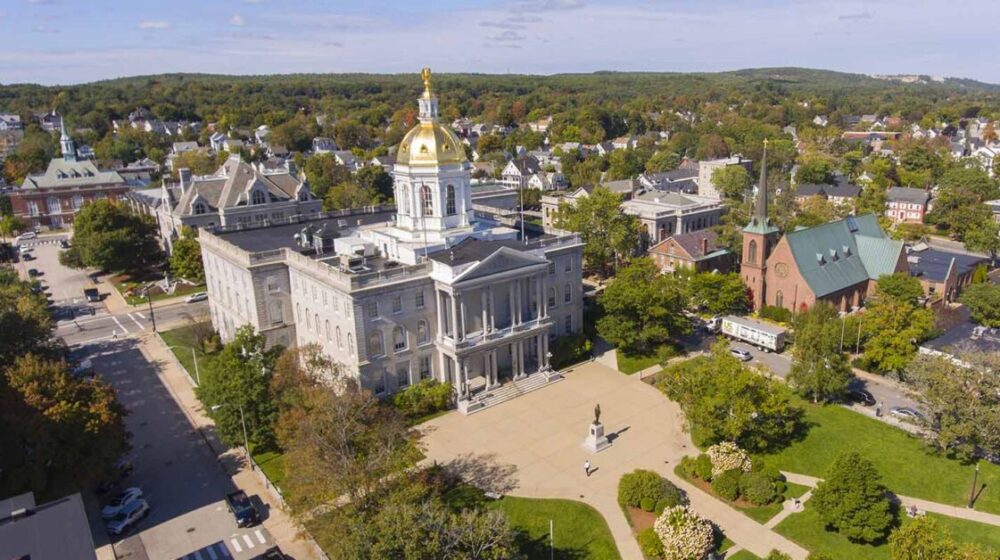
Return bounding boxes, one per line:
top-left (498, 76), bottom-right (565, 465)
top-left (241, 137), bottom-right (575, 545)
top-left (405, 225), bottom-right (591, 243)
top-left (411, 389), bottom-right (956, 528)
top-left (784, 213), bottom-right (902, 297)
top-left (743, 218), bottom-right (779, 235)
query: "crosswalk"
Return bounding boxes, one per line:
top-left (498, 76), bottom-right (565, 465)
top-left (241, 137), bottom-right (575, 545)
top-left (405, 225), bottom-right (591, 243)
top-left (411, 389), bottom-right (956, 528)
top-left (177, 529), bottom-right (270, 560)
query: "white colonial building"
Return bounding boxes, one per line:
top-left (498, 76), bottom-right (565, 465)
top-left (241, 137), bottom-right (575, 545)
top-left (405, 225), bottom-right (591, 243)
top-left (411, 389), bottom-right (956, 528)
top-left (198, 70), bottom-right (585, 413)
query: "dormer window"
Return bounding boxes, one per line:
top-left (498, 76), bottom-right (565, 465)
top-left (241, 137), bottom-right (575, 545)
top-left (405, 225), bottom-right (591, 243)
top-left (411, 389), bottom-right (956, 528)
top-left (298, 190), bottom-right (309, 202)
top-left (194, 202), bottom-right (207, 215)
top-left (252, 189), bottom-right (267, 205)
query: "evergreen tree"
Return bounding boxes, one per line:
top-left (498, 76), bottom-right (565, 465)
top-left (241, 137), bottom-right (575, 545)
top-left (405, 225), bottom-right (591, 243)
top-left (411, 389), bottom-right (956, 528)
top-left (812, 452), bottom-right (893, 543)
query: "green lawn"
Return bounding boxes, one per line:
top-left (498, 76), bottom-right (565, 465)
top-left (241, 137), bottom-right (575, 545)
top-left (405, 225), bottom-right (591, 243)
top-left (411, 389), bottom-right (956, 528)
top-left (116, 278), bottom-right (204, 305)
top-left (774, 506), bottom-right (1000, 559)
top-left (487, 496), bottom-right (621, 560)
top-left (251, 447), bottom-right (285, 491)
top-left (617, 343), bottom-right (682, 375)
top-left (675, 466), bottom-right (810, 525)
top-left (159, 323), bottom-right (219, 385)
top-left (726, 550), bottom-right (760, 560)
top-left (760, 401), bottom-right (1000, 514)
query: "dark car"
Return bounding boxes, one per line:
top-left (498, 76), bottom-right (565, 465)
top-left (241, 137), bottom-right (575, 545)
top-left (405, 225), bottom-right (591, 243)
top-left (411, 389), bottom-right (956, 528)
top-left (847, 389), bottom-right (876, 407)
top-left (84, 288), bottom-right (101, 302)
top-left (225, 490), bottom-right (260, 528)
top-left (97, 458), bottom-right (135, 494)
top-left (252, 547), bottom-right (285, 560)
top-left (27, 268), bottom-right (39, 277)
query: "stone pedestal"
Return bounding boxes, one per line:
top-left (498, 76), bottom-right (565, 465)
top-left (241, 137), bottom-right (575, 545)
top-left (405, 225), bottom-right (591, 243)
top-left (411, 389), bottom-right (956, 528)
top-left (584, 421), bottom-right (611, 453)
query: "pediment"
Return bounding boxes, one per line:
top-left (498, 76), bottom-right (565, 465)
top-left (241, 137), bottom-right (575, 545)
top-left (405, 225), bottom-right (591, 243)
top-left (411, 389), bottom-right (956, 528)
top-left (455, 246), bottom-right (547, 283)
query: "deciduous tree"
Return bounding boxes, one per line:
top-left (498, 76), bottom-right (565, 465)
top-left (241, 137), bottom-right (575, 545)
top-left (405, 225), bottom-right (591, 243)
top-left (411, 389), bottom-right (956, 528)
top-left (960, 283), bottom-right (1000, 328)
top-left (597, 258), bottom-right (689, 353)
top-left (684, 271), bottom-right (749, 316)
top-left (876, 273), bottom-right (925, 307)
top-left (69, 200), bottom-right (163, 273)
top-left (859, 296), bottom-right (935, 375)
top-left (811, 452), bottom-right (893, 543)
top-left (169, 226), bottom-right (204, 283)
top-left (554, 187), bottom-right (640, 274)
top-left (711, 165), bottom-right (752, 201)
top-left (789, 302), bottom-right (853, 403)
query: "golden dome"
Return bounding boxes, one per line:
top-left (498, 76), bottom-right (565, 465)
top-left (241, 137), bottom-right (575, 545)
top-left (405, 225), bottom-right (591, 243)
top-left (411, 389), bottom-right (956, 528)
top-left (396, 67), bottom-right (467, 167)
top-left (396, 122), bottom-right (467, 167)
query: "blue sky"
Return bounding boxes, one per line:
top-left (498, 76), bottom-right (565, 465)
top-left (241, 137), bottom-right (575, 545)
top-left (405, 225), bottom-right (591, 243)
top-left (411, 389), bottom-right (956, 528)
top-left (1, 0), bottom-right (998, 85)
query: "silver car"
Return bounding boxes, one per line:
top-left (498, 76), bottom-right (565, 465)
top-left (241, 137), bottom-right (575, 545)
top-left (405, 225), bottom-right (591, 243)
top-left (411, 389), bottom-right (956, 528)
top-left (730, 348), bottom-right (753, 361)
top-left (106, 498), bottom-right (149, 535)
top-left (102, 487), bottom-right (143, 519)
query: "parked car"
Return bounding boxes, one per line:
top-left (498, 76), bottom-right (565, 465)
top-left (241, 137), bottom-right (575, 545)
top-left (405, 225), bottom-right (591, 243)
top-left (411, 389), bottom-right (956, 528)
top-left (97, 458), bottom-right (135, 494)
top-left (15, 231), bottom-right (37, 242)
top-left (59, 239), bottom-right (70, 248)
top-left (84, 288), bottom-right (101, 302)
top-left (890, 407), bottom-right (925, 423)
top-left (102, 487), bottom-right (144, 519)
top-left (105, 498), bottom-right (149, 535)
top-left (847, 389), bottom-right (876, 407)
top-left (71, 358), bottom-right (95, 379)
top-left (251, 547), bottom-right (285, 560)
top-left (27, 268), bottom-right (39, 277)
top-left (225, 490), bottom-right (260, 528)
top-left (185, 292), bottom-right (208, 303)
top-left (730, 348), bottom-right (753, 361)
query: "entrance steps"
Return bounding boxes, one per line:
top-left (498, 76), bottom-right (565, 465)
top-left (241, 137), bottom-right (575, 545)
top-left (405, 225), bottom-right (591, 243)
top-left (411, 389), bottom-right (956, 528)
top-left (459, 371), bottom-right (563, 415)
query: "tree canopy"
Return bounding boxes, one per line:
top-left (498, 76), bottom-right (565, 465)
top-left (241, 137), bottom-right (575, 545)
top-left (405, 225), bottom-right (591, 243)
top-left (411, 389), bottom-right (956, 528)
top-left (169, 226), bottom-right (204, 283)
top-left (959, 283), bottom-right (1000, 327)
top-left (811, 452), bottom-right (893, 543)
top-left (66, 200), bottom-right (163, 273)
top-left (554, 187), bottom-right (640, 274)
top-left (789, 302), bottom-right (853, 403)
top-left (597, 258), bottom-right (689, 354)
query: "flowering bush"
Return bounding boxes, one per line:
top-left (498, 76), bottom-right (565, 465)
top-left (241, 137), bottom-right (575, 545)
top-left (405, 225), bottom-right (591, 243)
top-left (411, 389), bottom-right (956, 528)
top-left (653, 505), bottom-right (714, 560)
top-left (706, 442), bottom-right (751, 477)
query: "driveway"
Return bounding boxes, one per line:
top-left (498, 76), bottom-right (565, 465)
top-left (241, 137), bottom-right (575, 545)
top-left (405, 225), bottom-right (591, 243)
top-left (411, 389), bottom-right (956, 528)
top-left (421, 361), bottom-right (810, 559)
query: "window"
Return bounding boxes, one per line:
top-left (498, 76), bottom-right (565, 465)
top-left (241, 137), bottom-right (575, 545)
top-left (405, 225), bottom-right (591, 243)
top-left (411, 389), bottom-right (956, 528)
top-left (336, 326), bottom-right (343, 350)
top-left (27, 201), bottom-right (39, 216)
top-left (392, 295), bottom-right (403, 314)
top-left (374, 370), bottom-right (386, 395)
top-left (304, 307), bottom-right (311, 329)
top-left (368, 331), bottom-right (384, 357)
top-left (365, 300), bottom-right (379, 318)
top-left (393, 326), bottom-right (407, 351)
top-left (400, 185), bottom-right (410, 214)
top-left (348, 333), bottom-right (355, 355)
top-left (269, 301), bottom-right (283, 325)
top-left (547, 287), bottom-right (556, 307)
top-left (72, 195), bottom-right (84, 210)
top-left (298, 190), bottom-right (309, 201)
top-left (419, 355), bottom-right (431, 379)
top-left (747, 239), bottom-right (758, 265)
top-left (397, 364), bottom-right (410, 389)
top-left (414, 290), bottom-right (425, 309)
top-left (194, 202), bottom-right (207, 215)
top-left (564, 283), bottom-right (571, 303)
top-left (775, 290), bottom-right (784, 309)
top-left (252, 189), bottom-right (267, 205)
top-left (266, 275), bottom-right (278, 293)
top-left (325, 319), bottom-right (331, 341)
top-left (446, 185), bottom-right (456, 215)
top-left (417, 320), bottom-right (430, 344)
top-left (548, 262), bottom-right (555, 275)
top-left (420, 185), bottom-right (433, 216)
top-left (315, 314), bottom-right (320, 335)
top-left (564, 314), bottom-right (572, 334)
top-left (564, 258), bottom-right (572, 273)
top-left (47, 197), bottom-right (61, 214)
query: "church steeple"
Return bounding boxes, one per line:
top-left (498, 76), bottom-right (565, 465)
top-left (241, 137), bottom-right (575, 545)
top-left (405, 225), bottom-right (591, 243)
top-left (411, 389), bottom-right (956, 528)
top-left (753, 139), bottom-right (769, 225)
top-left (740, 139), bottom-right (780, 312)
top-left (59, 118), bottom-right (77, 162)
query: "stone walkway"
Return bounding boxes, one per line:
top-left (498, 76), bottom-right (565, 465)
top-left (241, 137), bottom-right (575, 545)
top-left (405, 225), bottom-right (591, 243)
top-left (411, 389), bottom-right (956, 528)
top-left (420, 361), bottom-right (808, 560)
top-left (783, 471), bottom-right (1000, 528)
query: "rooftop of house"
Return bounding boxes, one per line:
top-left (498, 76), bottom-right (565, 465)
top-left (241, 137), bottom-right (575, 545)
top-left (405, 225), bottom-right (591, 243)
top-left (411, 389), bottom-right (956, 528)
top-left (0, 492), bottom-right (96, 560)
top-left (649, 229), bottom-right (728, 260)
top-left (886, 186), bottom-right (931, 204)
top-left (20, 158), bottom-right (125, 190)
top-left (170, 156), bottom-right (305, 215)
top-left (906, 245), bottom-right (987, 283)
top-left (795, 182), bottom-right (862, 198)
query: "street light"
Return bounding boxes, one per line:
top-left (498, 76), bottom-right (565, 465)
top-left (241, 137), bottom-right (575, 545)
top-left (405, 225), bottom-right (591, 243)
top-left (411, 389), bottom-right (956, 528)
top-left (166, 345), bottom-right (200, 385)
top-left (142, 286), bottom-right (157, 332)
top-left (968, 462), bottom-right (980, 509)
top-left (211, 403), bottom-right (250, 465)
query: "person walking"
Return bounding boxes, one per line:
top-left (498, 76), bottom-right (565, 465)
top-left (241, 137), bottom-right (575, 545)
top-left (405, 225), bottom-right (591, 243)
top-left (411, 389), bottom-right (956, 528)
top-left (583, 460), bottom-right (591, 477)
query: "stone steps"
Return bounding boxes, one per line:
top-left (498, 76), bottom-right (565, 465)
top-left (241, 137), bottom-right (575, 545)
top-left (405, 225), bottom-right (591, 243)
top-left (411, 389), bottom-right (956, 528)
top-left (464, 371), bottom-right (563, 414)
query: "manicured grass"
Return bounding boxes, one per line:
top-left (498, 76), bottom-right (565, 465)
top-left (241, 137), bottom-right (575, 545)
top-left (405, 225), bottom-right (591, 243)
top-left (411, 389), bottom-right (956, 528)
top-left (675, 465), bottom-right (807, 525)
top-left (159, 323), bottom-right (219, 385)
top-left (775, 506), bottom-right (1000, 559)
top-left (251, 447), bottom-right (285, 491)
top-left (726, 550), bottom-right (761, 560)
top-left (617, 349), bottom-right (661, 375)
top-left (487, 496), bottom-right (621, 560)
top-left (785, 482), bottom-right (811, 500)
top-left (759, 400), bottom-right (1000, 514)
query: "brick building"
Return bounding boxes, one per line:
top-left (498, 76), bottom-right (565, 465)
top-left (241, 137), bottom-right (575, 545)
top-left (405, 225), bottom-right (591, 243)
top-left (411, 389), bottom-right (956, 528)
top-left (10, 122), bottom-right (127, 229)
top-left (648, 229), bottom-right (732, 273)
top-left (740, 142), bottom-right (907, 312)
top-left (885, 187), bottom-right (930, 223)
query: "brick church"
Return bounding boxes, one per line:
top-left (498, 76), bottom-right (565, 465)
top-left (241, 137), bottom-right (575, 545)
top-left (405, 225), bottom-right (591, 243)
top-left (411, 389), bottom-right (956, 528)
top-left (740, 142), bottom-right (908, 313)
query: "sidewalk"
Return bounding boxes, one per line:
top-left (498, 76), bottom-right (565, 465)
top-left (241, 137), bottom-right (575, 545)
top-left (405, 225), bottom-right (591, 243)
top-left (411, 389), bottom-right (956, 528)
top-left (139, 332), bottom-right (323, 560)
top-left (782, 471), bottom-right (1000, 528)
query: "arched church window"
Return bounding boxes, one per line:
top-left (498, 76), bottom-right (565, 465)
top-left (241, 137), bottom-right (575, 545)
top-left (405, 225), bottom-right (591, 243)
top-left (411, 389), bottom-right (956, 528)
top-left (420, 185), bottom-right (433, 216)
top-left (446, 185), bottom-right (456, 216)
top-left (775, 290), bottom-right (784, 309)
top-left (747, 240), bottom-right (758, 265)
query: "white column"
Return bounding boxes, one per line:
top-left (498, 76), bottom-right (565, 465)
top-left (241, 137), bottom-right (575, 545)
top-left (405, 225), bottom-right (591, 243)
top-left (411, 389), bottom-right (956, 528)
top-left (542, 335), bottom-right (550, 369)
top-left (536, 275), bottom-right (544, 320)
top-left (536, 335), bottom-right (543, 373)
top-left (462, 359), bottom-right (470, 396)
top-left (480, 289), bottom-right (488, 336)
top-left (435, 289), bottom-right (444, 341)
top-left (508, 284), bottom-right (516, 328)
top-left (489, 286), bottom-right (496, 332)
top-left (459, 293), bottom-right (467, 341)
top-left (449, 292), bottom-right (458, 341)
top-left (483, 353), bottom-right (491, 389)
top-left (518, 341), bottom-right (525, 377)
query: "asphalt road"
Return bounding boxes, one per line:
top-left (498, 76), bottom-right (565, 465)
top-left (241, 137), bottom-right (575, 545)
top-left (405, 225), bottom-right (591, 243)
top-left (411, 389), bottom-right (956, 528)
top-left (20, 234), bottom-right (274, 560)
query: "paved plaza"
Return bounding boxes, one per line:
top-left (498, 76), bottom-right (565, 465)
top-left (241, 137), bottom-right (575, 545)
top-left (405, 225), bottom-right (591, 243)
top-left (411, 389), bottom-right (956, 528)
top-left (420, 361), bottom-right (809, 559)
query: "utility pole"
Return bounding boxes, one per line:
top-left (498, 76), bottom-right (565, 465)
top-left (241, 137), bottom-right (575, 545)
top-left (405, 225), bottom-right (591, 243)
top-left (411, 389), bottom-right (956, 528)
top-left (145, 287), bottom-right (157, 332)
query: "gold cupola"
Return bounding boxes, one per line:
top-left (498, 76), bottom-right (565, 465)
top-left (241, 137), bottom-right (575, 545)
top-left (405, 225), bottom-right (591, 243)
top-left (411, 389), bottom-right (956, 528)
top-left (396, 67), bottom-right (467, 167)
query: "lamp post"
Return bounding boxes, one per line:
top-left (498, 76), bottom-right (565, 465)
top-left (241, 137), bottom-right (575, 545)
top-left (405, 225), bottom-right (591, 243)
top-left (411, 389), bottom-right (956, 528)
top-left (968, 462), bottom-right (980, 509)
top-left (167, 345), bottom-right (200, 385)
top-left (855, 315), bottom-right (863, 355)
top-left (211, 403), bottom-right (250, 465)
top-left (143, 286), bottom-right (157, 332)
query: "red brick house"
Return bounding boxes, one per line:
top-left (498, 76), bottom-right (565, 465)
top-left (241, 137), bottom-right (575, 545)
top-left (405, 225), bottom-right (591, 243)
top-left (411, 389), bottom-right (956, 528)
top-left (885, 187), bottom-right (930, 224)
top-left (9, 124), bottom-right (127, 229)
top-left (648, 230), bottom-right (731, 273)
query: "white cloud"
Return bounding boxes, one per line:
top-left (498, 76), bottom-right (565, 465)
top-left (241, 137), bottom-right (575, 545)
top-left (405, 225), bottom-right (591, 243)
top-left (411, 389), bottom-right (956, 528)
top-left (229, 14), bottom-right (246, 26)
top-left (138, 20), bottom-right (170, 30)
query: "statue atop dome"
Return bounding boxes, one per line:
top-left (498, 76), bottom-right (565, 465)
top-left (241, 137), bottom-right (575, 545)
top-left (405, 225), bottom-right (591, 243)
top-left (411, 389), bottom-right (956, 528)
top-left (421, 67), bottom-right (433, 96)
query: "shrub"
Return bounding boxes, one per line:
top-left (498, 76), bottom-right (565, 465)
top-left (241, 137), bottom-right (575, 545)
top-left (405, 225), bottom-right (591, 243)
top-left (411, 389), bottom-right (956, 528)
top-left (658, 482), bottom-right (686, 509)
top-left (706, 442), bottom-right (752, 477)
top-left (711, 469), bottom-right (742, 502)
top-left (653, 506), bottom-right (714, 560)
top-left (760, 305), bottom-right (792, 323)
top-left (640, 496), bottom-right (656, 512)
top-left (765, 552), bottom-right (793, 560)
top-left (391, 379), bottom-right (453, 419)
top-left (812, 452), bottom-right (893, 543)
top-left (693, 454), bottom-right (714, 481)
top-left (740, 470), bottom-right (778, 506)
top-left (618, 469), bottom-right (668, 508)
top-left (638, 527), bottom-right (664, 559)
top-left (551, 332), bottom-right (593, 369)
top-left (678, 455), bottom-right (697, 478)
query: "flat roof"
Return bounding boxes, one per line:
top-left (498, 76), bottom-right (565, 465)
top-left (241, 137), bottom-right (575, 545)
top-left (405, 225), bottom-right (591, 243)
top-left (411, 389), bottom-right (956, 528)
top-left (908, 248), bottom-right (986, 283)
top-left (0, 492), bottom-right (96, 560)
top-left (215, 210), bottom-right (395, 254)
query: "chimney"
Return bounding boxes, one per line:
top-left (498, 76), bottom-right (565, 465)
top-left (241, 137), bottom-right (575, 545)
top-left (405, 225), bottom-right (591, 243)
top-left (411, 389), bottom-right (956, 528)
top-left (179, 168), bottom-right (192, 195)
top-left (701, 237), bottom-right (709, 255)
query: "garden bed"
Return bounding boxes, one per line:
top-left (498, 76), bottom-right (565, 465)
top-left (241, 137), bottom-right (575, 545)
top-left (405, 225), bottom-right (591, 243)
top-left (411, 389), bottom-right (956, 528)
top-left (112, 273), bottom-right (204, 305)
top-left (674, 465), bottom-right (808, 525)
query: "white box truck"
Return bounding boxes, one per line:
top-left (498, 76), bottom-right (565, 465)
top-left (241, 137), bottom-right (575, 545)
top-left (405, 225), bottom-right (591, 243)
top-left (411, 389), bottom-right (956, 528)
top-left (720, 315), bottom-right (787, 352)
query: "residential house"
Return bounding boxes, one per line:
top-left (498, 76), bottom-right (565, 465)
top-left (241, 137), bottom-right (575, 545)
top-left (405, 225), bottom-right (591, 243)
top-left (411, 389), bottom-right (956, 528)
top-left (500, 156), bottom-right (541, 189)
top-left (172, 141), bottom-right (199, 154)
top-left (312, 137), bottom-right (338, 154)
top-left (221, 137), bottom-right (245, 153)
top-left (648, 229), bottom-right (732, 274)
top-left (35, 110), bottom-right (63, 133)
top-left (794, 181), bottom-right (862, 207)
top-left (885, 187), bottom-right (931, 223)
top-left (906, 244), bottom-right (987, 303)
top-left (333, 150), bottom-right (362, 172)
top-left (594, 141), bottom-right (614, 157)
top-left (639, 168), bottom-right (700, 194)
top-left (371, 154), bottom-right (397, 172)
top-left (526, 172), bottom-right (564, 191)
top-left (0, 114), bottom-right (22, 131)
top-left (115, 158), bottom-right (160, 187)
top-left (528, 116), bottom-right (552, 134)
top-left (812, 115), bottom-right (829, 127)
top-left (697, 155), bottom-right (753, 200)
top-left (611, 135), bottom-right (637, 151)
top-left (254, 125), bottom-right (271, 145)
top-left (209, 132), bottom-right (228, 152)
